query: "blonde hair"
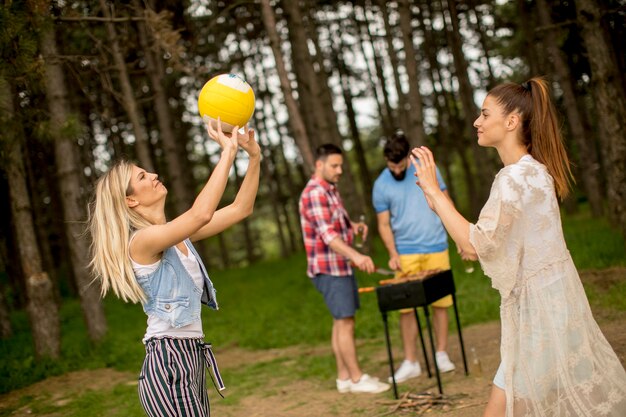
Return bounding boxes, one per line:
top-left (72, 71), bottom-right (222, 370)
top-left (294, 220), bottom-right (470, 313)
top-left (488, 77), bottom-right (574, 200)
top-left (88, 160), bottom-right (152, 303)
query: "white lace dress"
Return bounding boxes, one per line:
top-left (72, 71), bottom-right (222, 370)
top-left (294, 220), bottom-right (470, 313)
top-left (469, 155), bottom-right (626, 416)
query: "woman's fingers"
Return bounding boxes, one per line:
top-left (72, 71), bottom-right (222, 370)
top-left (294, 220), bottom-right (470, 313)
top-left (207, 118), bottom-right (217, 140)
top-left (412, 146), bottom-right (433, 166)
top-left (422, 146), bottom-right (435, 166)
top-left (409, 154), bottom-right (422, 176)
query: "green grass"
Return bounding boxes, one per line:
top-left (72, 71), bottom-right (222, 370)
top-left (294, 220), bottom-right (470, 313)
top-left (1, 206), bottom-right (624, 406)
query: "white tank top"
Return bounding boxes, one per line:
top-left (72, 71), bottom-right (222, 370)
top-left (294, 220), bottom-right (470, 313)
top-left (130, 239), bottom-right (204, 343)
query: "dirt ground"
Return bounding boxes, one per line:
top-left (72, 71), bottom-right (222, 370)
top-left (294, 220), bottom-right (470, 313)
top-left (1, 268), bottom-right (625, 417)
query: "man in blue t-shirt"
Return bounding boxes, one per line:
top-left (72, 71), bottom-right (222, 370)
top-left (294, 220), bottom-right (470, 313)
top-left (372, 132), bottom-right (457, 384)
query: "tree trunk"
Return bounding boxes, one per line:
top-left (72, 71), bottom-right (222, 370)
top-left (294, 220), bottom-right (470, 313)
top-left (420, 0), bottom-right (479, 215)
top-left (441, 0), bottom-right (494, 215)
top-left (397, 0), bottom-right (427, 146)
top-left (202, 151), bottom-right (231, 269)
top-left (536, 0), bottom-right (604, 216)
top-left (467, 0), bottom-right (497, 89)
top-left (134, 1), bottom-right (193, 215)
top-left (416, 3), bottom-right (460, 204)
top-left (23, 142), bottom-right (61, 305)
top-left (0, 238), bottom-right (13, 339)
top-left (350, 3), bottom-right (393, 136)
top-left (247, 55), bottom-right (299, 255)
top-left (376, 0), bottom-right (410, 135)
top-left (334, 45), bottom-right (375, 217)
top-left (232, 154), bottom-right (259, 264)
top-left (257, 69), bottom-right (303, 251)
top-left (259, 0), bottom-right (314, 173)
top-left (40, 18), bottom-right (108, 342)
top-left (99, 0), bottom-right (154, 172)
top-left (516, 0), bottom-right (546, 76)
top-left (253, 109), bottom-right (290, 258)
top-left (576, 0), bottom-right (626, 238)
top-left (304, 6), bottom-right (367, 214)
top-left (357, 2), bottom-right (397, 133)
top-left (1, 78), bottom-right (60, 357)
top-left (281, 1), bottom-right (323, 149)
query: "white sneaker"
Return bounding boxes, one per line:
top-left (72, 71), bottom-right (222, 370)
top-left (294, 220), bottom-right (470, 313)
top-left (336, 378), bottom-right (352, 393)
top-left (350, 374), bottom-right (390, 394)
top-left (388, 360), bottom-right (422, 383)
top-left (435, 351), bottom-right (456, 373)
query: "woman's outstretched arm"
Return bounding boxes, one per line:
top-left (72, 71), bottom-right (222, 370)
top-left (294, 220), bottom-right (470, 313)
top-left (410, 147), bottom-right (477, 259)
top-left (191, 127), bottom-right (261, 241)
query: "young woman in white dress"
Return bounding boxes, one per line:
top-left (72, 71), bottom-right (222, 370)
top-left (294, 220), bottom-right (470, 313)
top-left (410, 77), bottom-right (626, 417)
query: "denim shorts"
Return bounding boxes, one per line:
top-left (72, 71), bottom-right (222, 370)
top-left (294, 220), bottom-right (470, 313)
top-left (312, 274), bottom-right (360, 319)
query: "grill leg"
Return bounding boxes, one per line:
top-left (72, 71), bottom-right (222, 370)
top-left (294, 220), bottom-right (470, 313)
top-left (423, 306), bottom-right (443, 395)
top-left (382, 312), bottom-right (398, 399)
top-left (452, 293), bottom-right (469, 375)
top-left (413, 307), bottom-right (431, 378)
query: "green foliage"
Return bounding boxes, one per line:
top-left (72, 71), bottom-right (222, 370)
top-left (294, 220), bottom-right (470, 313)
top-left (0, 1), bottom-right (45, 83)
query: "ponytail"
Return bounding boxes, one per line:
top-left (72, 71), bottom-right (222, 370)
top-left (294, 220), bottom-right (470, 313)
top-left (489, 77), bottom-right (574, 200)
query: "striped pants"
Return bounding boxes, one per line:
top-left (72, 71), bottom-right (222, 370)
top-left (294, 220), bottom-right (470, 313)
top-left (138, 337), bottom-right (224, 417)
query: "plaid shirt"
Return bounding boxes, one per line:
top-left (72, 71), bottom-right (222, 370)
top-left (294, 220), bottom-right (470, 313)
top-left (299, 175), bottom-right (354, 278)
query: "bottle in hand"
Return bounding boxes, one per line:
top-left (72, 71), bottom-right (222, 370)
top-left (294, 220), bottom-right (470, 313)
top-left (354, 214), bottom-right (366, 248)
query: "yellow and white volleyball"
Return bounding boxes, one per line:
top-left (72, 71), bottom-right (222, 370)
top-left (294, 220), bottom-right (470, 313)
top-left (197, 74), bottom-right (255, 133)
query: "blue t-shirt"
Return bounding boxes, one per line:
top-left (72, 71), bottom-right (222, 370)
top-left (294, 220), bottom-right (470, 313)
top-left (372, 163), bottom-right (448, 254)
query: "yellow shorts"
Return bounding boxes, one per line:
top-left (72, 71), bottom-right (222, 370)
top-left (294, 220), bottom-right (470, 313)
top-left (395, 249), bottom-right (452, 311)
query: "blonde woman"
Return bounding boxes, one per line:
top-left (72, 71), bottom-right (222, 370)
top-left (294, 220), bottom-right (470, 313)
top-left (410, 78), bottom-right (626, 416)
top-left (89, 120), bottom-right (260, 417)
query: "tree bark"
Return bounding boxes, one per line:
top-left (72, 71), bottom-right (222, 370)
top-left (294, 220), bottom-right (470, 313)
top-left (281, 1), bottom-right (323, 149)
top-left (304, 6), bottom-right (367, 214)
top-left (467, 0), bottom-right (497, 89)
top-left (0, 237), bottom-right (13, 339)
top-left (259, 0), bottom-right (314, 173)
top-left (23, 141), bottom-right (61, 305)
top-left (397, 0), bottom-right (427, 146)
top-left (356, 2), bottom-right (397, 133)
top-left (134, 1), bottom-right (193, 216)
top-left (257, 57), bottom-right (303, 251)
top-left (202, 151), bottom-right (231, 269)
top-left (576, 0), bottom-right (626, 238)
top-left (233, 154), bottom-right (258, 264)
top-left (1, 78), bottom-right (60, 357)
top-left (99, 0), bottom-right (154, 172)
top-left (516, 0), bottom-right (546, 76)
top-left (252, 109), bottom-right (290, 258)
top-left (536, 0), bottom-right (604, 216)
top-left (376, 0), bottom-right (410, 135)
top-left (421, 0), bottom-right (479, 215)
top-left (440, 0), bottom-right (494, 215)
top-left (334, 44), bottom-right (375, 217)
top-left (40, 17), bottom-right (108, 342)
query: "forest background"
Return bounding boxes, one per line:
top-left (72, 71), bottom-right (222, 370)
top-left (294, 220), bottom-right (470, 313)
top-left (0, 0), bottom-right (625, 412)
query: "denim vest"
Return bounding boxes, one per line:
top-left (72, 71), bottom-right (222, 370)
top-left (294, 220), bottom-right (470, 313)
top-left (135, 239), bottom-right (218, 328)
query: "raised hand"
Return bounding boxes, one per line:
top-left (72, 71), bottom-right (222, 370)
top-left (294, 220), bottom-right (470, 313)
top-left (410, 146), bottom-right (440, 210)
top-left (237, 125), bottom-right (261, 158)
top-left (410, 146), bottom-right (441, 193)
top-left (207, 118), bottom-right (239, 156)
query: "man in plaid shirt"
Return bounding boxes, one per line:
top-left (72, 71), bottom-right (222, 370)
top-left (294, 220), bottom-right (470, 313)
top-left (299, 144), bottom-right (390, 394)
